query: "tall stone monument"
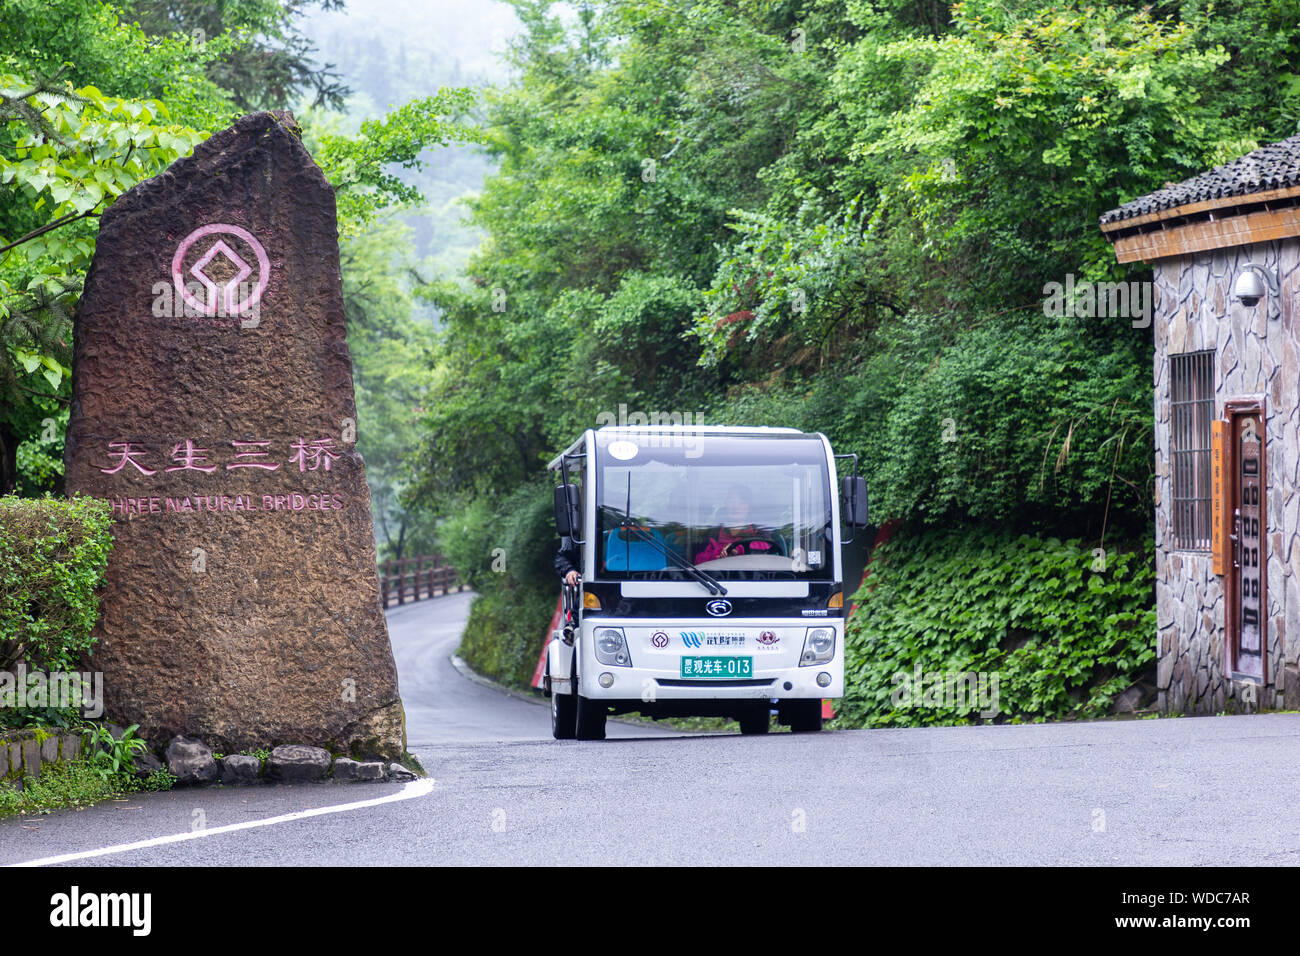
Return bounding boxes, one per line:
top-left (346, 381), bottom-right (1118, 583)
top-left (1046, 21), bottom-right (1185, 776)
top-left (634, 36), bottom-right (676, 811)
top-left (64, 111), bottom-right (405, 759)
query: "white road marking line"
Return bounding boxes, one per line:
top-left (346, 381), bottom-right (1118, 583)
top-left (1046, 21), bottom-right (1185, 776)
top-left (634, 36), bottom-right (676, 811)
top-left (7, 778), bottom-right (435, 867)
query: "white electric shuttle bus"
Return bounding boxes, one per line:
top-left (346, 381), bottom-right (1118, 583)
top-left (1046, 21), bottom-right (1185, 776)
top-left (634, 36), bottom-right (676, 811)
top-left (544, 425), bottom-right (868, 740)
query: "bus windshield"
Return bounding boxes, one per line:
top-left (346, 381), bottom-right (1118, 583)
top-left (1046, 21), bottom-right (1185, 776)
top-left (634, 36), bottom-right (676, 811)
top-left (594, 431), bottom-right (833, 580)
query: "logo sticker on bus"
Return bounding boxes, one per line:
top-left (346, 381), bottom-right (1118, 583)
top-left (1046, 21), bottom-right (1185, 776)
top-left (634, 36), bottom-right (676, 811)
top-left (651, 631), bottom-right (669, 648)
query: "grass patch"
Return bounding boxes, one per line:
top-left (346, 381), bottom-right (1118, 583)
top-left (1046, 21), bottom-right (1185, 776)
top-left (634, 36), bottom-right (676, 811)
top-left (1, 758), bottom-right (125, 818)
top-left (0, 757), bottom-right (175, 819)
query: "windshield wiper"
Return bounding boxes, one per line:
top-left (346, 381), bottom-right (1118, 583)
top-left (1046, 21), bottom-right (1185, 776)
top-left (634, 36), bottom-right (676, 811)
top-left (606, 479), bottom-right (727, 596)
top-left (616, 517), bottom-right (728, 596)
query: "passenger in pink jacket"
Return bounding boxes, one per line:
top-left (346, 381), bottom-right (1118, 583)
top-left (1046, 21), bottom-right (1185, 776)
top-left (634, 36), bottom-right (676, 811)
top-left (695, 486), bottom-right (773, 563)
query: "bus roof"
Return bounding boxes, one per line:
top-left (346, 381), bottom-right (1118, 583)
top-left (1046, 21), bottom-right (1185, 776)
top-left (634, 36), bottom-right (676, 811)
top-left (547, 425), bottom-right (813, 470)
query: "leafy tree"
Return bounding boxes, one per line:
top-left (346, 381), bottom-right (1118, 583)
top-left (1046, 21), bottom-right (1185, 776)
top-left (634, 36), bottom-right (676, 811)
top-left (336, 217), bottom-right (440, 560)
top-left (121, 0), bottom-right (352, 111)
top-left (0, 70), bottom-right (209, 492)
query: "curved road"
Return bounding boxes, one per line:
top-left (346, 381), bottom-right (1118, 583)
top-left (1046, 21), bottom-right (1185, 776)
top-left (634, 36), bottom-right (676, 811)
top-left (3, 592), bottom-right (1300, 866)
top-left (389, 591), bottom-right (667, 743)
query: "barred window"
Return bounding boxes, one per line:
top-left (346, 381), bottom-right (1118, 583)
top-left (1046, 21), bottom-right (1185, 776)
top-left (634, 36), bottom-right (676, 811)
top-left (1170, 350), bottom-right (1215, 550)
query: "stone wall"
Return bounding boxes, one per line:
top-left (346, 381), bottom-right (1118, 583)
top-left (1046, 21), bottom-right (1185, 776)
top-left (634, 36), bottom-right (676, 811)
top-left (1152, 238), bottom-right (1300, 713)
top-left (0, 728), bottom-right (88, 787)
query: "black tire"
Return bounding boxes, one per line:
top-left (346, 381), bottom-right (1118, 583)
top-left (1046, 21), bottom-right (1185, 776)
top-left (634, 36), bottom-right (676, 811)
top-left (575, 693), bottom-right (607, 740)
top-left (574, 663), bottom-right (607, 741)
top-left (550, 670), bottom-right (576, 740)
top-left (738, 707), bottom-right (771, 735)
top-left (787, 699), bottom-right (823, 733)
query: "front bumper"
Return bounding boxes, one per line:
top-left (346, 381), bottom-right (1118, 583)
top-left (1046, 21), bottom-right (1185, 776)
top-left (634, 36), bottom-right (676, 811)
top-left (574, 618), bottom-right (843, 700)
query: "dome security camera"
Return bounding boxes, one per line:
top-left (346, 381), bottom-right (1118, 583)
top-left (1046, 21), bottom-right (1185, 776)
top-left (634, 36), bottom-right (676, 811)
top-left (1234, 269), bottom-right (1267, 308)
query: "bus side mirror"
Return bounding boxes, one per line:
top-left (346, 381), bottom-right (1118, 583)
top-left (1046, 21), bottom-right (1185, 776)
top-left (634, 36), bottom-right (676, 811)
top-left (554, 484), bottom-right (581, 537)
top-left (841, 476), bottom-right (868, 527)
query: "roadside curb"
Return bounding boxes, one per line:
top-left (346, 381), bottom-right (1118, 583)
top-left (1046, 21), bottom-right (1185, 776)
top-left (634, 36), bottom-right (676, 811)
top-left (449, 654), bottom-right (547, 708)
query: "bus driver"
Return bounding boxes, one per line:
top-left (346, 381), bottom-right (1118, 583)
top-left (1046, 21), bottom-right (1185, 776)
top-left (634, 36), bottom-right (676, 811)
top-left (694, 485), bottom-right (774, 564)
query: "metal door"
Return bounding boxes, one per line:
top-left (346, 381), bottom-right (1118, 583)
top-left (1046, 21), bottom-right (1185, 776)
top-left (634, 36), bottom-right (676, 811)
top-left (1228, 403), bottom-right (1266, 683)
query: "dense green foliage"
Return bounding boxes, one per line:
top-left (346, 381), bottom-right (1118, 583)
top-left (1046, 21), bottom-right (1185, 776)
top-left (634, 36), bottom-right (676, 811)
top-left (456, 583), bottom-right (557, 689)
top-left (443, 479), bottom-right (558, 685)
top-left (120, 0), bottom-right (352, 111)
top-left (0, 495), bottom-right (113, 674)
top-left (334, 219), bottom-right (441, 559)
top-left (437, 478), bottom-right (555, 592)
top-left (415, 0), bottom-right (1292, 516)
top-left (843, 528), bottom-right (1156, 725)
top-left (415, 0), bottom-right (1299, 700)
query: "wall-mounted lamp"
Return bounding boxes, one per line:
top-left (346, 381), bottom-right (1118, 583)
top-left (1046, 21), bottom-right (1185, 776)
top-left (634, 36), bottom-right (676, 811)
top-left (1233, 263), bottom-right (1280, 319)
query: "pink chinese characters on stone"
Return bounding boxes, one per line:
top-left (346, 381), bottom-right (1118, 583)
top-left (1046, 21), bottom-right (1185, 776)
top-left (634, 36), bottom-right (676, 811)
top-left (99, 441), bottom-right (156, 476)
top-left (289, 437), bottom-right (342, 472)
top-left (227, 440), bottom-right (281, 471)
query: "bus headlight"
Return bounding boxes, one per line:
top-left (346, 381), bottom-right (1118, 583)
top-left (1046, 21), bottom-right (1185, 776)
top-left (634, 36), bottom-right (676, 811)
top-left (800, 627), bottom-right (835, 666)
top-left (595, 627), bottom-right (631, 666)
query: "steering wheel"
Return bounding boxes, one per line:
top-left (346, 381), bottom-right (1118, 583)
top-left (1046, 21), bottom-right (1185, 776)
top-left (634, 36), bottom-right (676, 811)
top-left (722, 535), bottom-right (786, 558)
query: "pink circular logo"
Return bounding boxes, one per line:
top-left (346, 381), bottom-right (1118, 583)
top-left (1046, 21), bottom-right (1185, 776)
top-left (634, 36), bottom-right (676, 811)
top-left (171, 223), bottom-right (269, 317)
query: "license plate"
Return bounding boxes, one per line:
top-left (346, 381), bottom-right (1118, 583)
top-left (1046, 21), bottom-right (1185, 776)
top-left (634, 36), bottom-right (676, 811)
top-left (680, 656), bottom-right (753, 679)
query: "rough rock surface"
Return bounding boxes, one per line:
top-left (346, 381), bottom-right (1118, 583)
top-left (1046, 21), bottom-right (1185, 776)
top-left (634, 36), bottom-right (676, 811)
top-left (167, 736), bottom-right (218, 785)
top-left (267, 744), bottom-right (331, 782)
top-left (333, 757), bottom-right (386, 782)
top-left (386, 762), bottom-right (417, 782)
top-left (64, 111), bottom-right (404, 758)
top-left (132, 751), bottom-right (164, 777)
top-left (220, 754), bottom-right (262, 785)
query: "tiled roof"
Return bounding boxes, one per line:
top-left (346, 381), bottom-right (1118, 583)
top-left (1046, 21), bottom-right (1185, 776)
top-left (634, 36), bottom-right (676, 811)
top-left (1100, 135), bottom-right (1300, 225)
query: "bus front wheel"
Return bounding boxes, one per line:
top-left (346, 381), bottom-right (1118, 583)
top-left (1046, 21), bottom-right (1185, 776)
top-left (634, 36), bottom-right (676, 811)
top-left (738, 706), bottom-right (770, 735)
top-left (551, 671), bottom-right (576, 740)
top-left (784, 700), bottom-right (823, 733)
top-left (575, 692), bottom-right (607, 740)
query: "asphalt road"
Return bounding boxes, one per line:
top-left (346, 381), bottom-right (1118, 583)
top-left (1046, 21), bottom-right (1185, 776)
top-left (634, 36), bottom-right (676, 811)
top-left (3, 592), bottom-right (1300, 866)
top-left (389, 591), bottom-right (665, 744)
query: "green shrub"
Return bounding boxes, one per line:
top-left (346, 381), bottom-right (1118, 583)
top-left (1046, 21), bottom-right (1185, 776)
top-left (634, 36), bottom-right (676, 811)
top-left (438, 478), bottom-right (557, 593)
top-left (0, 755), bottom-right (125, 818)
top-left (705, 311), bottom-right (1153, 540)
top-left (0, 494), bottom-right (113, 674)
top-left (438, 476), bottom-right (564, 687)
top-left (456, 583), bottom-right (555, 689)
top-left (842, 527), bottom-right (1155, 727)
top-left (86, 722), bottom-right (148, 782)
top-left (132, 768), bottom-right (177, 792)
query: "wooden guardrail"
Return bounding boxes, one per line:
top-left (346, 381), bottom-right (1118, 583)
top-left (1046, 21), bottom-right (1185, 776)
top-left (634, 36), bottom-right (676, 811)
top-left (378, 555), bottom-right (463, 607)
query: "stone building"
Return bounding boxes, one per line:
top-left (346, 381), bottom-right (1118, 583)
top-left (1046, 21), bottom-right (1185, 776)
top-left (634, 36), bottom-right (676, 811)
top-left (1101, 136), bottom-right (1300, 714)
